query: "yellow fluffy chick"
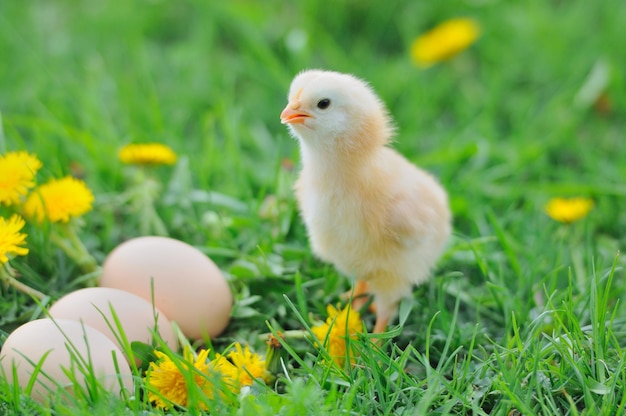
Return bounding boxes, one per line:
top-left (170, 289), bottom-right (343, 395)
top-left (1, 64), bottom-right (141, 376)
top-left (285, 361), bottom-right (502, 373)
top-left (280, 69), bottom-right (452, 333)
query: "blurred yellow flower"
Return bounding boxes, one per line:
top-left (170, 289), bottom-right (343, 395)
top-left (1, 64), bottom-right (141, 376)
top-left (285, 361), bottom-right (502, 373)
top-left (411, 18), bottom-right (480, 68)
top-left (0, 215), bottom-right (29, 264)
top-left (227, 342), bottom-right (270, 386)
top-left (0, 151), bottom-right (42, 206)
top-left (145, 349), bottom-right (214, 410)
top-left (118, 143), bottom-right (177, 165)
top-left (311, 304), bottom-right (364, 366)
top-left (545, 197), bottom-right (594, 223)
top-left (23, 176), bottom-right (94, 223)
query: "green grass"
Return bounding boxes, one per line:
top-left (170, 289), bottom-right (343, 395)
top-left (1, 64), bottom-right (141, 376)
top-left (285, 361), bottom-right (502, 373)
top-left (1, 0), bottom-right (625, 414)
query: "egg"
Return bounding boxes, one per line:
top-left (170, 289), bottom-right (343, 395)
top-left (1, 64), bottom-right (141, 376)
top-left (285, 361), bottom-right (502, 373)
top-left (48, 287), bottom-right (178, 359)
top-left (0, 318), bottom-right (133, 403)
top-left (99, 236), bottom-right (232, 340)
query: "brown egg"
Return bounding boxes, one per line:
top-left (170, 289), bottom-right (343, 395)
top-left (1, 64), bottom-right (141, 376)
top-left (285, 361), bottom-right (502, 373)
top-left (99, 236), bottom-right (232, 340)
top-left (48, 287), bottom-right (178, 359)
top-left (0, 318), bottom-right (133, 403)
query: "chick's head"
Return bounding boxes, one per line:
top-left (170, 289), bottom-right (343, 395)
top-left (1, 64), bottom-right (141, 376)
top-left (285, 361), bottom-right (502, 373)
top-left (281, 70), bottom-right (394, 155)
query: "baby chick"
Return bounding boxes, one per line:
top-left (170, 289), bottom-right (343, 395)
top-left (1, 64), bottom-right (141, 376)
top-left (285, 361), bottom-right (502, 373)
top-left (280, 70), bottom-right (451, 333)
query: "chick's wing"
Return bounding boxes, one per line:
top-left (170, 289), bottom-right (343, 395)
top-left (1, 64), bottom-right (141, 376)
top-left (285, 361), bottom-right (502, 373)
top-left (385, 165), bottom-right (450, 248)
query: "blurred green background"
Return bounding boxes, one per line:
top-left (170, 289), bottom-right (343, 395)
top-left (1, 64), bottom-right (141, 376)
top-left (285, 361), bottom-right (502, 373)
top-left (2, 0), bottom-right (624, 204)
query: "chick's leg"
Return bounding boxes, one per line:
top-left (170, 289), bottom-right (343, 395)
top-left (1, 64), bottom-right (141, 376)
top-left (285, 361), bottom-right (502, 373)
top-left (351, 280), bottom-right (371, 312)
top-left (341, 280), bottom-right (372, 312)
top-left (372, 299), bottom-right (394, 334)
top-left (369, 278), bottom-right (410, 334)
top-left (373, 315), bottom-right (390, 334)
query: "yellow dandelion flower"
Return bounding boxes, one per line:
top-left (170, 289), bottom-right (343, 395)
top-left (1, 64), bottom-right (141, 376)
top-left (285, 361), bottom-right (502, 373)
top-left (311, 304), bottom-right (364, 366)
top-left (209, 353), bottom-right (239, 391)
top-left (411, 18), bottom-right (480, 68)
top-left (118, 143), bottom-right (177, 166)
top-left (0, 215), bottom-right (29, 264)
top-left (144, 348), bottom-right (215, 410)
top-left (0, 151), bottom-right (42, 206)
top-left (227, 342), bottom-right (270, 386)
top-left (23, 176), bottom-right (94, 224)
top-left (545, 197), bottom-right (594, 224)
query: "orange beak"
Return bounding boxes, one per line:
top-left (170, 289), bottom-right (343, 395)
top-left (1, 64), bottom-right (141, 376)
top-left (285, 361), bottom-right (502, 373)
top-left (280, 102), bottom-right (311, 124)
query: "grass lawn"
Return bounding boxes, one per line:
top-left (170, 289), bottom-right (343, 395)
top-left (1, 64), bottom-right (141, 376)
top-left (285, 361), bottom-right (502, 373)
top-left (1, 0), bottom-right (625, 414)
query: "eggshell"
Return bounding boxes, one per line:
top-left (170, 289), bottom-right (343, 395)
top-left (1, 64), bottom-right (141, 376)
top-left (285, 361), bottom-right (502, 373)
top-left (0, 318), bottom-right (133, 403)
top-left (99, 236), bottom-right (232, 340)
top-left (48, 287), bottom-right (178, 358)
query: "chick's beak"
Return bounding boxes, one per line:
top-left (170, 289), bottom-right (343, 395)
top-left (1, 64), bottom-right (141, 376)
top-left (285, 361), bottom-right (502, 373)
top-left (280, 102), bottom-right (311, 124)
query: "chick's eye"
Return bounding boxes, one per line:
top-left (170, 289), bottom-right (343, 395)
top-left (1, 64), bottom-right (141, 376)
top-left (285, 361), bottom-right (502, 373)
top-left (317, 98), bottom-right (331, 110)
